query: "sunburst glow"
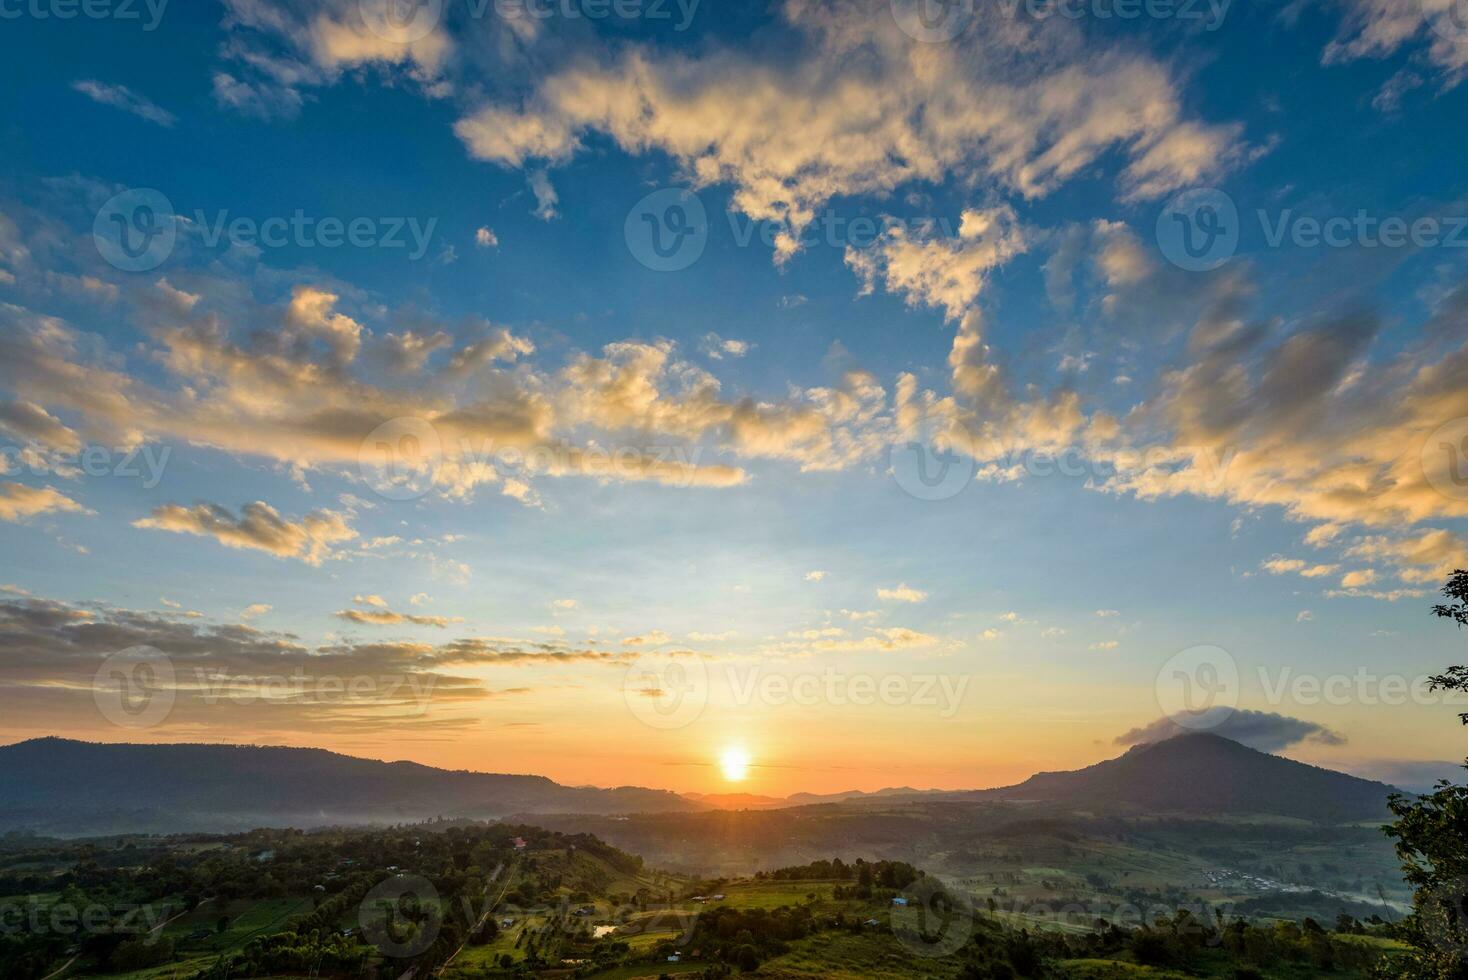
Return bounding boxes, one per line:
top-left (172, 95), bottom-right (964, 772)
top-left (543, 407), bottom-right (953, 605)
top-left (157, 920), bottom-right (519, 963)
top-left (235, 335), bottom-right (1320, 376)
top-left (720, 747), bottom-right (751, 782)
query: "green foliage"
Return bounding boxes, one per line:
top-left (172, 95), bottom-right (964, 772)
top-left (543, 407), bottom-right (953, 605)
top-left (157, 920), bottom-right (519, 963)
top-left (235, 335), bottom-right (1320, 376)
top-left (1376, 570), bottom-right (1468, 979)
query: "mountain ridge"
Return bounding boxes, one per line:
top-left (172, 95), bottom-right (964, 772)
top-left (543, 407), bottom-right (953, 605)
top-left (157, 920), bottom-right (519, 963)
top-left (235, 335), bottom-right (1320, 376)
top-left (0, 737), bottom-right (702, 834)
top-left (0, 733), bottom-right (1404, 833)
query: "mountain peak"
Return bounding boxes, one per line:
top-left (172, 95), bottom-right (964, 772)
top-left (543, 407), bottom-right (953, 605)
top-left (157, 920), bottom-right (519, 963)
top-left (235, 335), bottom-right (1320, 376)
top-left (985, 731), bottom-right (1396, 823)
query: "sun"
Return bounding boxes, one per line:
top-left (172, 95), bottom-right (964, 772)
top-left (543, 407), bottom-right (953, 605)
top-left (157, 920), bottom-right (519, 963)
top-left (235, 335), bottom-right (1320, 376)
top-left (720, 747), bottom-right (751, 782)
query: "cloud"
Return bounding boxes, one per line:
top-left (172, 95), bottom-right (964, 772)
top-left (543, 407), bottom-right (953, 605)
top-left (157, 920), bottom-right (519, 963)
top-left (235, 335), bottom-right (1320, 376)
top-left (0, 400), bottom-right (82, 452)
top-left (0, 483), bottom-right (89, 522)
top-left (211, 71), bottom-right (304, 121)
top-left (528, 170), bottom-right (558, 220)
top-left (1094, 609), bottom-right (1119, 618)
top-left (206, 0), bottom-right (452, 123)
top-left (877, 584), bottom-right (926, 603)
top-left (804, 570), bottom-right (827, 582)
top-left (475, 226), bottom-right (498, 248)
top-left (1296, 609), bottom-right (1314, 622)
top-left (1088, 640), bottom-right (1119, 650)
top-left (336, 594), bottom-right (464, 628)
top-left (550, 598), bottom-right (579, 612)
top-left (0, 592), bottom-right (633, 739)
top-left (1324, 0), bottom-right (1468, 93)
top-left (846, 206), bottom-right (1029, 318)
top-left (1116, 709), bottom-right (1346, 753)
top-left (1341, 569), bottom-right (1378, 588)
top-left (758, 624), bottom-right (939, 656)
top-left (454, 2), bottom-right (1245, 261)
top-left (133, 501), bottom-right (357, 565)
top-left (1261, 556), bottom-right (1339, 578)
top-left (1346, 529), bottom-right (1468, 584)
top-left (621, 629), bottom-right (671, 646)
top-left (0, 296), bottom-right (780, 504)
top-left (701, 334), bottom-right (752, 360)
top-left (241, 603), bottom-right (272, 619)
top-left (335, 607), bottom-right (464, 628)
top-left (72, 79), bottom-right (176, 127)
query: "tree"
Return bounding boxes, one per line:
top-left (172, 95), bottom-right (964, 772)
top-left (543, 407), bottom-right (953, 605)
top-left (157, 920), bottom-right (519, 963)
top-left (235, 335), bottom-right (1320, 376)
top-left (1380, 570), bottom-right (1468, 979)
top-left (1429, 570), bottom-right (1468, 725)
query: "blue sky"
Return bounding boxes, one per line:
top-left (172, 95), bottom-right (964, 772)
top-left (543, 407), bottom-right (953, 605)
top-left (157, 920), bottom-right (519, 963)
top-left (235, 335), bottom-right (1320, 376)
top-left (0, 0), bottom-right (1467, 794)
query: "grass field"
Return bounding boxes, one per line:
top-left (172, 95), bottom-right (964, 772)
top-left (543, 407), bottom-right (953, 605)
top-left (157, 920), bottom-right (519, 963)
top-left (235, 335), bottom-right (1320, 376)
top-left (757, 930), bottom-right (965, 979)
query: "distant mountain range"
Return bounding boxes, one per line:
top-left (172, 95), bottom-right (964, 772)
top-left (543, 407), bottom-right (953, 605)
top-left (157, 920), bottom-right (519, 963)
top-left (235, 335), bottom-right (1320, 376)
top-left (0, 737), bottom-right (699, 835)
top-left (0, 733), bottom-right (1403, 835)
top-left (683, 787), bottom-right (932, 810)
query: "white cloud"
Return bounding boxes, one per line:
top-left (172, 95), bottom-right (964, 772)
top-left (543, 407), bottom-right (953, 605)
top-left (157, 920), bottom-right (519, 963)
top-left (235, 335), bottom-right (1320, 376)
top-left (454, 2), bottom-right (1244, 262)
top-left (528, 170), bottom-right (558, 220)
top-left (72, 79), bottom-right (176, 127)
top-left (877, 583), bottom-right (927, 603)
top-left (701, 334), bottom-right (752, 360)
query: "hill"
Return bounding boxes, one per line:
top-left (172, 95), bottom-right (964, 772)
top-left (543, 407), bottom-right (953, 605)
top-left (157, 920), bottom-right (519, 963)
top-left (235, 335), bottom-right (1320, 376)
top-left (973, 732), bottom-right (1400, 822)
top-left (0, 737), bottom-right (701, 834)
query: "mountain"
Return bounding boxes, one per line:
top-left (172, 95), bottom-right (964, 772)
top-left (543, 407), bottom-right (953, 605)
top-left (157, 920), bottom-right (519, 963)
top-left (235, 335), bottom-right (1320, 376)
top-left (682, 792), bottom-right (790, 810)
top-left (0, 734), bottom-right (1403, 836)
top-left (0, 738), bottom-right (701, 835)
top-left (973, 732), bottom-right (1400, 822)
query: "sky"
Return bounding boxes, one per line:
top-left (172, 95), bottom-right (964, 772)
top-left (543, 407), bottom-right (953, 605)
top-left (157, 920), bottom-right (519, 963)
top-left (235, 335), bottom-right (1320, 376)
top-left (1, 0), bottom-right (1468, 797)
